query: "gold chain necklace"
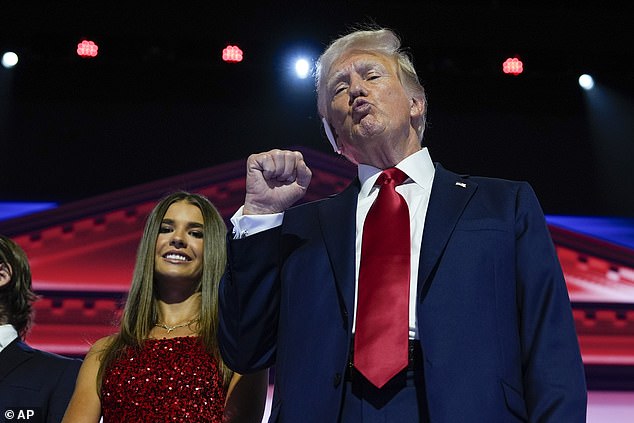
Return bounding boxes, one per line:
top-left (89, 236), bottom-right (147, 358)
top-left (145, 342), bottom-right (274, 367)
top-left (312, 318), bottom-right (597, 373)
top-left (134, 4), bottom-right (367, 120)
top-left (154, 318), bottom-right (199, 333)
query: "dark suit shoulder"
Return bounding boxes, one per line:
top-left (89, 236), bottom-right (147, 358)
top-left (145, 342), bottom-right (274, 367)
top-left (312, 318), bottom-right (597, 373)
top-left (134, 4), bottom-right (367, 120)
top-left (464, 174), bottom-right (531, 190)
top-left (13, 340), bottom-right (82, 373)
top-left (17, 341), bottom-right (79, 361)
top-left (436, 163), bottom-right (535, 199)
top-left (33, 349), bottom-right (83, 368)
top-left (437, 163), bottom-right (529, 188)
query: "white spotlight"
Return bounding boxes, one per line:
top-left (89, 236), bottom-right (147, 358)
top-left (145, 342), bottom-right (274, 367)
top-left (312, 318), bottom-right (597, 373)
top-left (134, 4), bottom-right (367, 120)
top-left (578, 74), bottom-right (594, 90)
top-left (294, 58), bottom-right (310, 79)
top-left (2, 52), bottom-right (19, 69)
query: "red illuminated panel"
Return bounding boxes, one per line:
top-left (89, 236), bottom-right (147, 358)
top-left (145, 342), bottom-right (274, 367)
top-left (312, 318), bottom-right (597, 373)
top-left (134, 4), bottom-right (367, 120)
top-left (572, 309), bottom-right (634, 365)
top-left (556, 244), bottom-right (634, 365)
top-left (558, 245), bottom-right (634, 304)
top-left (502, 57), bottom-right (523, 75)
top-left (222, 45), bottom-right (243, 63)
top-left (77, 40), bottom-right (99, 58)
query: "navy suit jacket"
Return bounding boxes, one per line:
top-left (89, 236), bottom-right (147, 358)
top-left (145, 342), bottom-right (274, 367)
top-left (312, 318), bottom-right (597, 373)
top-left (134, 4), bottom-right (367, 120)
top-left (0, 340), bottom-right (81, 423)
top-left (219, 164), bottom-right (587, 422)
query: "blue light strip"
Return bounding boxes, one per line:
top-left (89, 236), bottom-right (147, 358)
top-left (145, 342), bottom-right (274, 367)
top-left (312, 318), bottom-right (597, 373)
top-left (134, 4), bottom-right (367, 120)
top-left (0, 202), bottom-right (58, 221)
top-left (546, 215), bottom-right (634, 250)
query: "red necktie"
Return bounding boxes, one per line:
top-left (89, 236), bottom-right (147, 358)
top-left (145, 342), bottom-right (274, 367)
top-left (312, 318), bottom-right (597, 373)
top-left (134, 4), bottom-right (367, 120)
top-left (354, 167), bottom-right (410, 388)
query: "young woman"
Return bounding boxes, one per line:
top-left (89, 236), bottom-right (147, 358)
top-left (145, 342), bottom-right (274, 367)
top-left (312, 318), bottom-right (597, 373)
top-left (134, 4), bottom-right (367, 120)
top-left (63, 191), bottom-right (268, 422)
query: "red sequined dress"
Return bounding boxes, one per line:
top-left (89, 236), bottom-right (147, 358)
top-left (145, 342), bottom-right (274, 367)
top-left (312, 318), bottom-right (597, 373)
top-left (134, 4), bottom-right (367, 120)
top-left (101, 336), bottom-right (227, 422)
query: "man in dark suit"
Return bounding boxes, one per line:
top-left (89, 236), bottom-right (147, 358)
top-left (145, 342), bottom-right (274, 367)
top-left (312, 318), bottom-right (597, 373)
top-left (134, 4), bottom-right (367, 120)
top-left (218, 26), bottom-right (587, 422)
top-left (0, 235), bottom-right (81, 423)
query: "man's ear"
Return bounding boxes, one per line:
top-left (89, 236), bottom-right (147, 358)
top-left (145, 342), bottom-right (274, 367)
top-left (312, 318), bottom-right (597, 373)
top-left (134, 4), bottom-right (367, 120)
top-left (410, 96), bottom-right (425, 119)
top-left (0, 263), bottom-right (12, 288)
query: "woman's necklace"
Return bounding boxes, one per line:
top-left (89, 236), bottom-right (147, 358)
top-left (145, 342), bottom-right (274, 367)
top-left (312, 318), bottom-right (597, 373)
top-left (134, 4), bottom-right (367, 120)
top-left (154, 317), bottom-right (199, 333)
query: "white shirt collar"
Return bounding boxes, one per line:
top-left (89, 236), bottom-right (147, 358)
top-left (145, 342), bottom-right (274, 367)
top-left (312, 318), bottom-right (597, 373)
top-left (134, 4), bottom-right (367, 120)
top-left (0, 324), bottom-right (18, 352)
top-left (358, 147), bottom-right (435, 197)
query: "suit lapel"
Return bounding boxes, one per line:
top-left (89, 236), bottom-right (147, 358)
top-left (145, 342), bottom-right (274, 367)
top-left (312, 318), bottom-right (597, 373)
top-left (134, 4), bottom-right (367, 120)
top-left (0, 340), bottom-right (34, 381)
top-left (318, 180), bottom-right (360, 331)
top-left (418, 164), bottom-right (477, 297)
top-left (314, 167), bottom-right (476, 322)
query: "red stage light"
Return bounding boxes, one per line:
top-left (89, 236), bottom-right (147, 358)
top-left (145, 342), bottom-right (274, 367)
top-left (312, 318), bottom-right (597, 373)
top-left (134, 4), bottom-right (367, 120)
top-left (77, 40), bottom-right (99, 58)
top-left (222, 45), bottom-right (243, 63)
top-left (502, 57), bottom-right (523, 75)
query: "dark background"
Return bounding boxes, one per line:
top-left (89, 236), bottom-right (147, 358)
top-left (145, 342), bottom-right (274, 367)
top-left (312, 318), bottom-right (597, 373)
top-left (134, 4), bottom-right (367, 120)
top-left (1, 1), bottom-right (633, 216)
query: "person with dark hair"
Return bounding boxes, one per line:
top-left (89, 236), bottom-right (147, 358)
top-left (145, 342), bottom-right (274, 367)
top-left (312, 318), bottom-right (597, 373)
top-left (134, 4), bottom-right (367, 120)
top-left (62, 191), bottom-right (268, 422)
top-left (218, 26), bottom-right (587, 422)
top-left (0, 234), bottom-right (82, 423)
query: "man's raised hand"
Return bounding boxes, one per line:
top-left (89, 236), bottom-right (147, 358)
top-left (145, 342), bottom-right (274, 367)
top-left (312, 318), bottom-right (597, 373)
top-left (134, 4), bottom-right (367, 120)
top-left (244, 149), bottom-right (312, 215)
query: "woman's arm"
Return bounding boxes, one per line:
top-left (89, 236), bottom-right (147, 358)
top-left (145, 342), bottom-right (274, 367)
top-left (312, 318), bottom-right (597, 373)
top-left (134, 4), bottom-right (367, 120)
top-left (223, 369), bottom-right (269, 423)
top-left (61, 336), bottom-right (111, 423)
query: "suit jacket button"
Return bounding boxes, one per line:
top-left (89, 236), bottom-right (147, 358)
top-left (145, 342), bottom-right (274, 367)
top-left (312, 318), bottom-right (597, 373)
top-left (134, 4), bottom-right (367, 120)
top-left (333, 372), bottom-right (342, 387)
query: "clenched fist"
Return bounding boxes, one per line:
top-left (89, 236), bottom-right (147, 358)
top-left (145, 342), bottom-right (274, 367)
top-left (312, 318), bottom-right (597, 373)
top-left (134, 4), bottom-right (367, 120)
top-left (243, 149), bottom-right (312, 215)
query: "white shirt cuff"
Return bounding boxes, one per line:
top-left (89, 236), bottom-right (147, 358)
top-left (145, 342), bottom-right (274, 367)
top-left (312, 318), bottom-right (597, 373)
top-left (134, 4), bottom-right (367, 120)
top-left (230, 205), bottom-right (284, 239)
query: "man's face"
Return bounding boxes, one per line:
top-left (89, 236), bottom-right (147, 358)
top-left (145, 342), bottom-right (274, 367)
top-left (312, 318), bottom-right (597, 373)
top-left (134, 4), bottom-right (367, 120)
top-left (0, 261), bottom-right (11, 289)
top-left (325, 51), bottom-right (422, 167)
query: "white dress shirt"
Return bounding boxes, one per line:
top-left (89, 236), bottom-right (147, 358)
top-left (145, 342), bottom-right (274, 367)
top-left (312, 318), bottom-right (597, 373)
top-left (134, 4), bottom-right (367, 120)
top-left (0, 324), bottom-right (19, 353)
top-left (355, 148), bottom-right (435, 339)
top-left (230, 147), bottom-right (436, 340)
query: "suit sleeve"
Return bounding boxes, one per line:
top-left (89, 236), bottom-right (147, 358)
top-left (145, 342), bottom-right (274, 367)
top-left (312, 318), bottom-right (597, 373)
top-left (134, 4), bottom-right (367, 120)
top-left (218, 227), bottom-right (282, 374)
top-left (47, 357), bottom-right (82, 423)
top-left (515, 182), bottom-right (587, 422)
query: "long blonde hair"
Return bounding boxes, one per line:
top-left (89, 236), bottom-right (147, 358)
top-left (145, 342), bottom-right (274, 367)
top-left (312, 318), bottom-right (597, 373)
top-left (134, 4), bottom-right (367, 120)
top-left (97, 191), bottom-right (232, 391)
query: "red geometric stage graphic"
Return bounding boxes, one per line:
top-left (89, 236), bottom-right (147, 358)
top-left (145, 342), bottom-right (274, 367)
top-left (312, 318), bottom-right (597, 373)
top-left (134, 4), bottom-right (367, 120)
top-left (2, 147), bottom-right (633, 390)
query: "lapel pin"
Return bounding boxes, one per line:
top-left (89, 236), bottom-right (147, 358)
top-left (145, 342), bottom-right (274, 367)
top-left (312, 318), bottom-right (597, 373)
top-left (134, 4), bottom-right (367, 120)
top-left (455, 182), bottom-right (467, 188)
